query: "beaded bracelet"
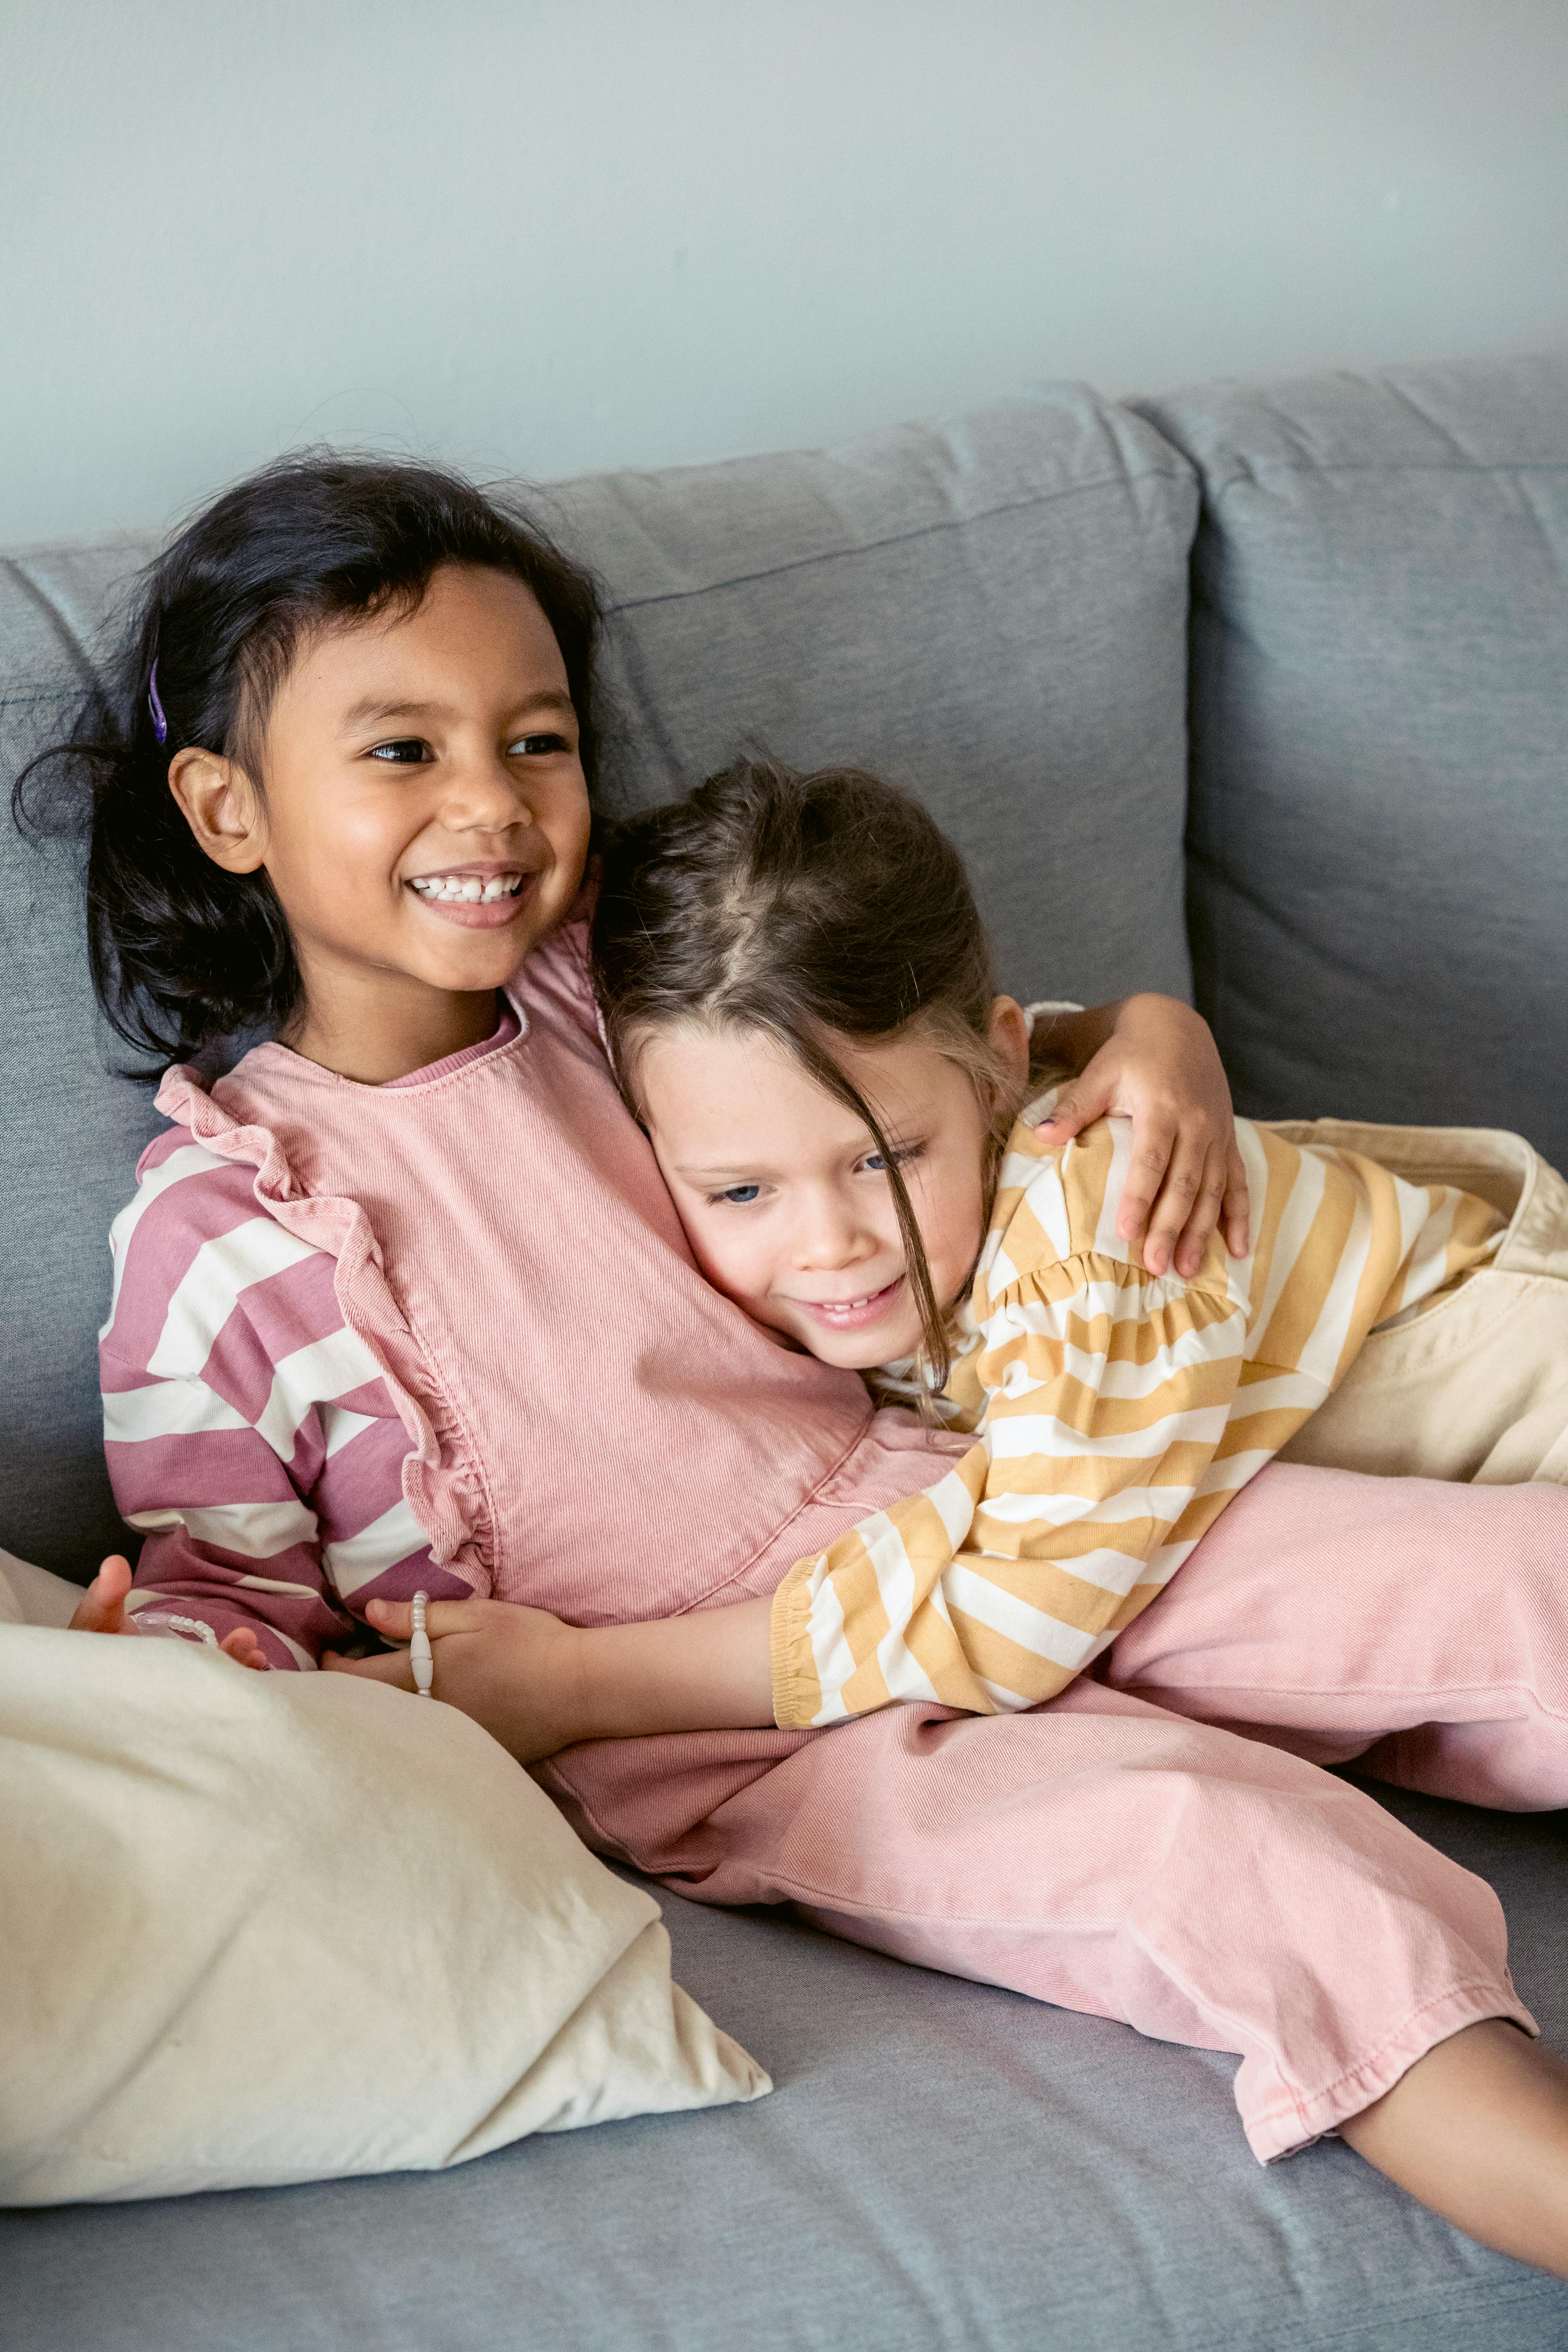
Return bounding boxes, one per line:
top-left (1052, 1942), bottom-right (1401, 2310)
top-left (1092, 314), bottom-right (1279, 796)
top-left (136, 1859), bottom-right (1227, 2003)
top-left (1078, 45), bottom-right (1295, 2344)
top-left (410, 1590), bottom-right (434, 1699)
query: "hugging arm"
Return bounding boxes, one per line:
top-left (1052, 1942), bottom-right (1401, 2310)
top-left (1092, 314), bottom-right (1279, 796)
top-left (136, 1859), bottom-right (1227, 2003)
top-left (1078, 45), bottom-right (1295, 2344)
top-left (332, 1223), bottom-right (1250, 1745)
top-left (769, 1265), bottom-right (1254, 1729)
top-left (324, 1588), bottom-right (774, 1758)
top-left (327, 1227), bottom-right (1251, 1747)
top-left (326, 1000), bottom-right (1256, 1748)
top-left (1040, 995), bottom-right (1249, 1276)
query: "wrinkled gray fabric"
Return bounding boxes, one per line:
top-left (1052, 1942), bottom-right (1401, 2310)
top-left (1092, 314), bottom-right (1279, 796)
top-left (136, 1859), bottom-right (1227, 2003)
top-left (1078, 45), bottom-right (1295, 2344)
top-left (0, 538), bottom-right (167, 1574)
top-left (0, 392), bottom-right (1195, 1579)
top-left (544, 389), bottom-right (1197, 1011)
top-left (1139, 355), bottom-right (1568, 1165)
top-left (2, 1784), bottom-right (1564, 2351)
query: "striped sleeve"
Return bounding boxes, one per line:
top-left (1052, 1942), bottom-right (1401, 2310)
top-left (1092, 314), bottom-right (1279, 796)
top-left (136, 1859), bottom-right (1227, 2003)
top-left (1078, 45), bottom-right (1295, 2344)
top-left (100, 1127), bottom-right (451, 1670)
top-left (770, 1111), bottom-right (1506, 1729)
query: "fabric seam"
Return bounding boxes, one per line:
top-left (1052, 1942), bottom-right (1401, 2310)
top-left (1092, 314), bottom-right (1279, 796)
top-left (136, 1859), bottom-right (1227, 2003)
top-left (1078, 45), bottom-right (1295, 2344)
top-left (600, 462), bottom-right (1193, 618)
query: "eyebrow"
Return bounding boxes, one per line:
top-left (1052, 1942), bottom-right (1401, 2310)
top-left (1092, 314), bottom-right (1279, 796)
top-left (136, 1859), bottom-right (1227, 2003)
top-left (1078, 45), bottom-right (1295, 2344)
top-left (339, 686), bottom-right (577, 731)
top-left (670, 1163), bottom-right (773, 1184)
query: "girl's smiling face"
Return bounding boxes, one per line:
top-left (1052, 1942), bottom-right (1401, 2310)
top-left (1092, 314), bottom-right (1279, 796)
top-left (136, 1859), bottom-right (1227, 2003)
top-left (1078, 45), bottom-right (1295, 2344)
top-left (633, 1009), bottom-right (1025, 1368)
top-left (169, 563), bottom-right (591, 1080)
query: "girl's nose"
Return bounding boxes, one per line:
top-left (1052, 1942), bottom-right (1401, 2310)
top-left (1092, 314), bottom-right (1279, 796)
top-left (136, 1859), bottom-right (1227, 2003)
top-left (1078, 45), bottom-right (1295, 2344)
top-left (791, 1191), bottom-right (878, 1271)
top-left (443, 751), bottom-right (534, 833)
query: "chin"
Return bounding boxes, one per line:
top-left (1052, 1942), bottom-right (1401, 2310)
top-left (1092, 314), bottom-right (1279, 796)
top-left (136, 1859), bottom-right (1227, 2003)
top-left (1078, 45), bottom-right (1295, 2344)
top-left (807, 1327), bottom-right (914, 1372)
top-left (425, 940), bottom-right (531, 990)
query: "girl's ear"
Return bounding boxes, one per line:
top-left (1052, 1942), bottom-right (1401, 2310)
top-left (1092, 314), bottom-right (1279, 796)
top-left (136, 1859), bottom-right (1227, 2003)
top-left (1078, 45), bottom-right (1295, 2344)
top-left (987, 995), bottom-right (1031, 1088)
top-left (167, 750), bottom-right (269, 874)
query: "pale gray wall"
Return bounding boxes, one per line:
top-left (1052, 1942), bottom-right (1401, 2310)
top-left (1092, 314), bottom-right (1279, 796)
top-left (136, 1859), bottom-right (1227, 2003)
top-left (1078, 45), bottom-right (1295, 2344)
top-left (4, 0), bottom-right (1566, 547)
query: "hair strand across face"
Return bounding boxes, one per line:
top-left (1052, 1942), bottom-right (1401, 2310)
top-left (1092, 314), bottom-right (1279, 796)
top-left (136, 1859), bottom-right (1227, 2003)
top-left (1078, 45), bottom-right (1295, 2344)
top-left (592, 751), bottom-right (1029, 1395)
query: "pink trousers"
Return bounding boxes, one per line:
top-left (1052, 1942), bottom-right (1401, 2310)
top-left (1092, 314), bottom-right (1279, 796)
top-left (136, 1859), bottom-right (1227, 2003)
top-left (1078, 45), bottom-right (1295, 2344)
top-left (543, 1463), bottom-right (1568, 2162)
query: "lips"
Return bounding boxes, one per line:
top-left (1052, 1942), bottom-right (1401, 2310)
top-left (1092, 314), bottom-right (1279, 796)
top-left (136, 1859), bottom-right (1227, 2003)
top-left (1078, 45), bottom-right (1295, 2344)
top-left (405, 864), bottom-right (539, 930)
top-left (791, 1275), bottom-right (906, 1334)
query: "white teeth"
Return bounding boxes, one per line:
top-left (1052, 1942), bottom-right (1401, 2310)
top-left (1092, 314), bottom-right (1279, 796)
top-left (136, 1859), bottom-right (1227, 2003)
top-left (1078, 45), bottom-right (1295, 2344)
top-left (410, 875), bottom-right (523, 903)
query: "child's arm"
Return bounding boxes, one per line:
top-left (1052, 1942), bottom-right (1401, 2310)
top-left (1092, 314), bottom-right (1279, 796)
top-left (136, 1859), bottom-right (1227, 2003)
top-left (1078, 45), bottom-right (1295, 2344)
top-left (770, 1114), bottom-right (1277, 1728)
top-left (771, 1117), bottom-right (1505, 1730)
top-left (1037, 994), bottom-right (1249, 1278)
top-left (332, 1124), bottom-right (1504, 1757)
top-left (323, 1591), bottom-right (775, 1758)
top-left (98, 1387), bottom-right (363, 1669)
top-left (92, 1140), bottom-right (432, 1669)
top-left (324, 1111), bottom-right (1255, 1751)
top-left (325, 1106), bottom-right (1255, 1754)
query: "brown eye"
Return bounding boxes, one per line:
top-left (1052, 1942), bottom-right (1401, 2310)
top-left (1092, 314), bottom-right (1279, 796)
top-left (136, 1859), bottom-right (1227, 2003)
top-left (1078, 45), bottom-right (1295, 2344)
top-left (368, 739), bottom-right (429, 764)
top-left (507, 732), bottom-right (571, 758)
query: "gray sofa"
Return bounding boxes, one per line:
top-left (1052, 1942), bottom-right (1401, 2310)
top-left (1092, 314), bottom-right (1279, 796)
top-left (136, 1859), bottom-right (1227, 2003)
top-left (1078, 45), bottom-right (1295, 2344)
top-left (2, 355), bottom-right (1566, 2349)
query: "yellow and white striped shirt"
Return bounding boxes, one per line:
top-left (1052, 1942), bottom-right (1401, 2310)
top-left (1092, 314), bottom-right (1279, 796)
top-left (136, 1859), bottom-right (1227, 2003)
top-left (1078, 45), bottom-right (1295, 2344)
top-left (769, 1111), bottom-right (1505, 1730)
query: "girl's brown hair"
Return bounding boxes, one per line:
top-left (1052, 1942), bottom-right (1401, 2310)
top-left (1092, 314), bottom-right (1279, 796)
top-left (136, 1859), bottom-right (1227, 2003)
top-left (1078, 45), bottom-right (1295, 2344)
top-left (592, 751), bottom-right (1032, 1391)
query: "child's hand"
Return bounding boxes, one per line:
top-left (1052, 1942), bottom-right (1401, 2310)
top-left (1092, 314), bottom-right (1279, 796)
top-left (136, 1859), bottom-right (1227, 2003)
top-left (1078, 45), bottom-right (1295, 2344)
top-left (1038, 994), bottom-right (1249, 1278)
top-left (67, 1554), bottom-right (269, 1669)
top-left (322, 1595), bottom-right (588, 1762)
top-left (68, 1555), bottom-right (140, 1636)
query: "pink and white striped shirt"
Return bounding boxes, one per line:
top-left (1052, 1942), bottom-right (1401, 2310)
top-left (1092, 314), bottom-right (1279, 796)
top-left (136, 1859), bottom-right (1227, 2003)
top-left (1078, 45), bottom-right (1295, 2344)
top-left (103, 1016), bottom-right (520, 1668)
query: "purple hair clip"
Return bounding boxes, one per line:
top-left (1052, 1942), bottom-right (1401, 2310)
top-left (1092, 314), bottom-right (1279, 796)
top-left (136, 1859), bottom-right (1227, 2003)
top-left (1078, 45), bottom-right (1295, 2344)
top-left (148, 659), bottom-right (168, 745)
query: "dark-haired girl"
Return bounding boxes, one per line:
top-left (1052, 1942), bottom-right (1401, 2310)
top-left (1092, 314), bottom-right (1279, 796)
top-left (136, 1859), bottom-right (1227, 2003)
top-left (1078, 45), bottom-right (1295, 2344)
top-left (40, 455), bottom-right (1240, 1670)
top-left (37, 461), bottom-right (1568, 2275)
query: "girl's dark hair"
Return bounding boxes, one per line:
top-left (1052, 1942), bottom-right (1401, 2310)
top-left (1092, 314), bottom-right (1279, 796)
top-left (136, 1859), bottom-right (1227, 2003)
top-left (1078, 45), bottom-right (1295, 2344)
top-left (15, 452), bottom-right (603, 1068)
top-left (592, 752), bottom-right (1026, 1393)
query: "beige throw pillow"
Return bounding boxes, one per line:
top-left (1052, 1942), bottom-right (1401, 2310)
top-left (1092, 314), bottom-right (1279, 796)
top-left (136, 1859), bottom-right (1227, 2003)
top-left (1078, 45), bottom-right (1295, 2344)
top-left (0, 1547), bottom-right (80, 1629)
top-left (0, 1619), bottom-right (768, 2204)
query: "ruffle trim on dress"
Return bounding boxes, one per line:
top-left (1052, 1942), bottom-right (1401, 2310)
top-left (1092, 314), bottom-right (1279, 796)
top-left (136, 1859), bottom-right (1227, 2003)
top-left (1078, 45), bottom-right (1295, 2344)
top-left (152, 1062), bottom-right (494, 1593)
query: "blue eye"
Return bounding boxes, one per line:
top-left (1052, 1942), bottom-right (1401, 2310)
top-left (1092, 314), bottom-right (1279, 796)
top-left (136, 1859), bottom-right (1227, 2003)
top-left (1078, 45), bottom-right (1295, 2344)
top-left (712, 1184), bottom-right (762, 1206)
top-left (862, 1143), bottom-right (924, 1176)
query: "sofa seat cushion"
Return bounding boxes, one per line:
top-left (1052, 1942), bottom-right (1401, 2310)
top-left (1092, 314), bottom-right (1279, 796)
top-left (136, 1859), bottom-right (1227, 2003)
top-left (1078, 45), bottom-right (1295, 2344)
top-left (2, 1782), bottom-right (1564, 2348)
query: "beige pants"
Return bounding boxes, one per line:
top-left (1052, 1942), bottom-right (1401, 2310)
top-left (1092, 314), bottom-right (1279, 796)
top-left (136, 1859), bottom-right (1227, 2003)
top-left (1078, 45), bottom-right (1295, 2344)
top-left (1268, 1119), bottom-right (1568, 1488)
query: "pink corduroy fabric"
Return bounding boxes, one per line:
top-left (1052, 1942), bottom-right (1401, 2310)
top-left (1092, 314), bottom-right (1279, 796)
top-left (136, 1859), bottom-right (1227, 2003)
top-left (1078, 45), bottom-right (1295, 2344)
top-left (154, 922), bottom-right (960, 1626)
top-left (150, 922), bottom-right (1553, 2160)
top-left (1103, 1459), bottom-right (1568, 1809)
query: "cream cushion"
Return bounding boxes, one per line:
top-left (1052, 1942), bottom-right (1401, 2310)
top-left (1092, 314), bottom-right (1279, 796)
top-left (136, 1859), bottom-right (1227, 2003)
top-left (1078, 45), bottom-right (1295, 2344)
top-left (0, 1548), bottom-right (80, 1628)
top-left (0, 1599), bottom-right (768, 2205)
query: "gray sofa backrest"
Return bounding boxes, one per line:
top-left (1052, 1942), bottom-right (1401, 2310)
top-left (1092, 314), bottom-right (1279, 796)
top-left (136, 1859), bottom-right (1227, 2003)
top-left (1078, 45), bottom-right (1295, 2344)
top-left (1143, 354), bottom-right (1568, 1167)
top-left (0, 388), bottom-right (1196, 1576)
top-left (7, 356), bottom-right (1565, 1581)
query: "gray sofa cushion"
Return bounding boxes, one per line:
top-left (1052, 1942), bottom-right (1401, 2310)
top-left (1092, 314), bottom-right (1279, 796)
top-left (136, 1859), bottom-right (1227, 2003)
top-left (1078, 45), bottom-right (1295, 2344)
top-left (1, 540), bottom-right (165, 1575)
top-left (2, 1782), bottom-right (1564, 2351)
top-left (1140, 356), bottom-right (1568, 1167)
top-left (546, 388), bottom-right (1197, 1010)
top-left (0, 392), bottom-right (1196, 1580)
